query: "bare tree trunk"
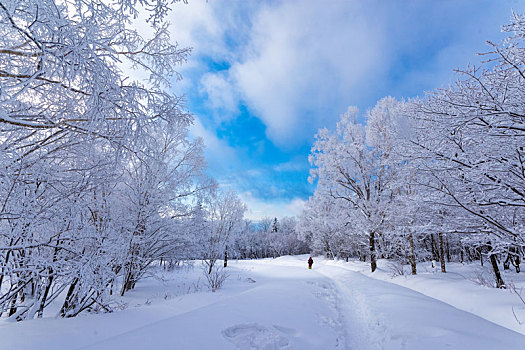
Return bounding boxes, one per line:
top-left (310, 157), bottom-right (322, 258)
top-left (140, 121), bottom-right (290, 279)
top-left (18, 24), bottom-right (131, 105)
top-left (370, 231), bottom-right (377, 272)
top-left (490, 253), bottom-right (505, 288)
top-left (431, 234), bottom-right (439, 261)
top-left (208, 259), bottom-right (215, 275)
top-left (121, 271), bottom-right (136, 296)
top-left (0, 238), bottom-right (15, 289)
top-left (508, 246), bottom-right (521, 273)
top-left (479, 246), bottom-right (484, 266)
top-left (422, 236), bottom-right (431, 256)
top-left (408, 233), bottom-right (417, 275)
top-left (485, 242), bottom-right (505, 288)
top-left (60, 278), bottom-right (78, 317)
top-left (445, 235), bottom-right (451, 262)
top-left (504, 253), bottom-right (511, 270)
top-left (8, 294), bottom-right (17, 317)
top-left (439, 233), bottom-right (446, 273)
top-left (37, 270), bottom-right (53, 318)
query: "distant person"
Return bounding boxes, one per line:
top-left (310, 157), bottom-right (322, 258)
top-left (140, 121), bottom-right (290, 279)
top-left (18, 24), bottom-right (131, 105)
top-left (308, 256), bottom-right (314, 269)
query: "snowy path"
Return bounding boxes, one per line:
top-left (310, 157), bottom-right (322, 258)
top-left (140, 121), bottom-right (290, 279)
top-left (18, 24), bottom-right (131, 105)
top-left (79, 259), bottom-right (347, 350)
top-left (317, 263), bottom-right (525, 349)
top-left (1, 256), bottom-right (524, 349)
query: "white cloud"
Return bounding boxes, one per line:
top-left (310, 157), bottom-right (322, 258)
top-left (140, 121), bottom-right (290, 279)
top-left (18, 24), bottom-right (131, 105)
top-left (199, 72), bottom-right (239, 120)
top-left (169, 1), bottom-right (228, 61)
top-left (240, 192), bottom-right (306, 221)
top-left (285, 198), bottom-right (307, 217)
top-left (229, 1), bottom-right (386, 146)
top-left (189, 117), bottom-right (239, 173)
top-left (273, 157), bottom-right (308, 172)
top-left (169, 0), bottom-right (525, 220)
top-left (172, 1), bottom-right (525, 148)
top-left (169, 1), bottom-right (388, 146)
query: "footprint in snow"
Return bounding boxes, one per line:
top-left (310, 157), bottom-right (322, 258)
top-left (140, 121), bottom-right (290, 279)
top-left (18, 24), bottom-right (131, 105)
top-left (222, 323), bottom-right (293, 350)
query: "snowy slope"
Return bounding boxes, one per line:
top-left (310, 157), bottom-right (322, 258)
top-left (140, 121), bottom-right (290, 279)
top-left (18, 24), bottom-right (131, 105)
top-left (1, 256), bottom-right (524, 349)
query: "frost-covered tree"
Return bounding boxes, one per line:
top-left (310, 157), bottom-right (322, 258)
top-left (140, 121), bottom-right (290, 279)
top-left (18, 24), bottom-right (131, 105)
top-left (267, 217), bottom-right (307, 256)
top-left (297, 191), bottom-right (357, 259)
top-left (301, 12), bottom-right (525, 287)
top-left (309, 99), bottom-right (407, 272)
top-left (118, 119), bottom-right (210, 295)
top-left (202, 190), bottom-right (246, 274)
top-left (0, 0), bottom-right (199, 319)
top-left (406, 13), bottom-right (525, 287)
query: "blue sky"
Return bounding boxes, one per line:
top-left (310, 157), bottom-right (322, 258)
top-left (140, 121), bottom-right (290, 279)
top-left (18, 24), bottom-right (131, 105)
top-left (167, 0), bottom-right (525, 220)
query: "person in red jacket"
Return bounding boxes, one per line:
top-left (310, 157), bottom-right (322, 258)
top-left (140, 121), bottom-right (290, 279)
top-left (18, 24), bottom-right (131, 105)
top-left (308, 256), bottom-right (314, 269)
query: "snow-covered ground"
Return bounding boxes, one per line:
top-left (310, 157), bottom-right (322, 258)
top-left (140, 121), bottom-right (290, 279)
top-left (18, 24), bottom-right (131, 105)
top-left (1, 256), bottom-right (525, 349)
top-left (335, 258), bottom-right (525, 336)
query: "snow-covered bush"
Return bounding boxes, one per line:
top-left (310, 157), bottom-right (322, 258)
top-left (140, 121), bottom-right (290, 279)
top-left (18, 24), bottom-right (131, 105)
top-left (204, 264), bottom-right (229, 292)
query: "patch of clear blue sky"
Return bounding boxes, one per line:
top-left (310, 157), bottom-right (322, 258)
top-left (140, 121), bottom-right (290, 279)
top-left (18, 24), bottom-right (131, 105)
top-left (183, 58), bottom-right (314, 201)
top-left (177, 0), bottom-right (525, 208)
top-left (216, 104), bottom-right (315, 201)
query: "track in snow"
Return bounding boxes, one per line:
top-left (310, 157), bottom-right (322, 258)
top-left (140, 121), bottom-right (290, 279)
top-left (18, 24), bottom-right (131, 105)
top-left (1, 256), bottom-right (525, 350)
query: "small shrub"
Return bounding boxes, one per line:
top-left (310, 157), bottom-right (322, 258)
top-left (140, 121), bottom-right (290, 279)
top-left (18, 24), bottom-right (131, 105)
top-left (470, 269), bottom-right (496, 288)
top-left (387, 260), bottom-right (406, 277)
top-left (203, 264), bottom-right (229, 292)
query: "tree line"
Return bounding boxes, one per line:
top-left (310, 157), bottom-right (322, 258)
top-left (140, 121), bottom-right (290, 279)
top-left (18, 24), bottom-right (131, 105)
top-left (298, 12), bottom-right (525, 289)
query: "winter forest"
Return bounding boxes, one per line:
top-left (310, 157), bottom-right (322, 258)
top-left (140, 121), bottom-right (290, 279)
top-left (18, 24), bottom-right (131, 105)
top-left (2, 0), bottom-right (525, 349)
top-left (0, 0), bottom-right (308, 322)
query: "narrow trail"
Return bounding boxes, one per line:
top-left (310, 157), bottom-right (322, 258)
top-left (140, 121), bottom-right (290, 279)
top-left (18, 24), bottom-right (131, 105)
top-left (305, 279), bottom-right (348, 349)
top-left (316, 260), bottom-right (525, 350)
top-left (316, 266), bottom-right (386, 349)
